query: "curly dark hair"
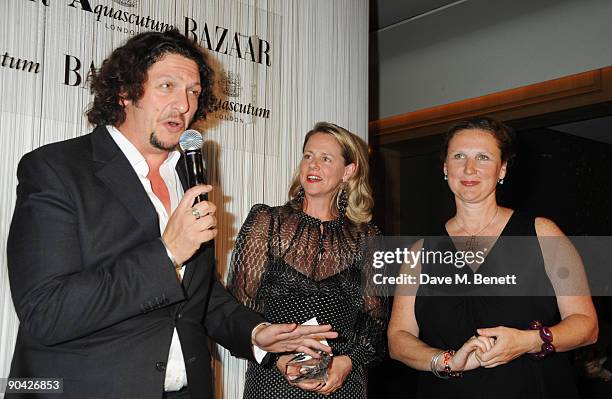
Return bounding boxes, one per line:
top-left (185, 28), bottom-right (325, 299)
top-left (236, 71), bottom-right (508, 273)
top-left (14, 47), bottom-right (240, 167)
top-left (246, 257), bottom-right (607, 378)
top-left (441, 116), bottom-right (516, 166)
top-left (86, 29), bottom-right (215, 126)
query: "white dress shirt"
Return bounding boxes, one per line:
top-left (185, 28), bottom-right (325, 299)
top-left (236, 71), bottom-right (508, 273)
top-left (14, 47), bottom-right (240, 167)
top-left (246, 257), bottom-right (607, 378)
top-left (107, 126), bottom-right (188, 392)
top-left (108, 126), bottom-right (268, 391)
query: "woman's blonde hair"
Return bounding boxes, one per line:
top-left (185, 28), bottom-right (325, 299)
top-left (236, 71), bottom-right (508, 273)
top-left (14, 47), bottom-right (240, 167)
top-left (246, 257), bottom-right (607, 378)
top-left (288, 122), bottom-right (374, 224)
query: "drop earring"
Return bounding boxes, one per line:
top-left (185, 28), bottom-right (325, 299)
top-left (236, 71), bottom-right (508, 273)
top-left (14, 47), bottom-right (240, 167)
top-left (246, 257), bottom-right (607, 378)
top-left (337, 187), bottom-right (348, 215)
top-left (296, 186), bottom-right (305, 201)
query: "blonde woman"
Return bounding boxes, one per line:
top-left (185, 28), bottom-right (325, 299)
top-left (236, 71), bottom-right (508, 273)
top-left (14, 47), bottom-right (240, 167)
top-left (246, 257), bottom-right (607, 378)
top-left (228, 122), bottom-right (387, 398)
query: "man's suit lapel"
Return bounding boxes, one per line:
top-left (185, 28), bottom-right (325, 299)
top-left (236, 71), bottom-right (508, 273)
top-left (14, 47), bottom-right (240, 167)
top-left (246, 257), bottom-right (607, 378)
top-left (90, 126), bottom-right (159, 236)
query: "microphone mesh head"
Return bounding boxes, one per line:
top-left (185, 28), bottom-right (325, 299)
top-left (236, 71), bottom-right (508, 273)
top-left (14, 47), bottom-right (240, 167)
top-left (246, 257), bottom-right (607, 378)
top-left (179, 129), bottom-right (204, 151)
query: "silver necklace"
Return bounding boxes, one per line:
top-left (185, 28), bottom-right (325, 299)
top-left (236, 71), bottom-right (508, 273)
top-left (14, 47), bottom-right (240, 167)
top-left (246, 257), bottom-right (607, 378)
top-left (455, 207), bottom-right (499, 252)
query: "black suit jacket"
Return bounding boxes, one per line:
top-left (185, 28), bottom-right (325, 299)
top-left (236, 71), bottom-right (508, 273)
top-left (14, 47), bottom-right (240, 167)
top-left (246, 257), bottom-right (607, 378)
top-left (6, 126), bottom-right (264, 398)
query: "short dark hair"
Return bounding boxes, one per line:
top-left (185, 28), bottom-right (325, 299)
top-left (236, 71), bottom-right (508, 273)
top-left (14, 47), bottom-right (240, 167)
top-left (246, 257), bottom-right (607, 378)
top-left (86, 29), bottom-right (215, 126)
top-left (441, 116), bottom-right (516, 165)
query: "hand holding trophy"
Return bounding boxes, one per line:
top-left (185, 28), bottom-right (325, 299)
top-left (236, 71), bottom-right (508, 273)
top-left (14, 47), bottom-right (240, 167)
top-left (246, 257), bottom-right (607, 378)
top-left (282, 318), bottom-right (333, 388)
top-left (285, 350), bottom-right (332, 383)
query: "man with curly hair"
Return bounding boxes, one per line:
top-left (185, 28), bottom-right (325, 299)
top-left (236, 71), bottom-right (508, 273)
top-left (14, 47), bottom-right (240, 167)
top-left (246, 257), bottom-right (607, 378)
top-left (6, 30), bottom-right (335, 399)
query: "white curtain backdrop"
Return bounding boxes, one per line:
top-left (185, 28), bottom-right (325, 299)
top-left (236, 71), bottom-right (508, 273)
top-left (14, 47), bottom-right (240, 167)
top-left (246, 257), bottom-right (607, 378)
top-left (0, 1), bottom-right (368, 398)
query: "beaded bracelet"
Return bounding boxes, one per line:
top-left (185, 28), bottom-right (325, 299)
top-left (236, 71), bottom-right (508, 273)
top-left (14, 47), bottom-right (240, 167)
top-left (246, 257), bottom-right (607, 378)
top-left (442, 350), bottom-right (463, 378)
top-left (528, 320), bottom-right (555, 359)
top-left (430, 350), bottom-right (463, 379)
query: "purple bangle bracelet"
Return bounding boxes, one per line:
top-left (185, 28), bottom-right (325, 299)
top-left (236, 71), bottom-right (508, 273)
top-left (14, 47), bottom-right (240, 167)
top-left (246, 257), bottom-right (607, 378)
top-left (528, 320), bottom-right (555, 359)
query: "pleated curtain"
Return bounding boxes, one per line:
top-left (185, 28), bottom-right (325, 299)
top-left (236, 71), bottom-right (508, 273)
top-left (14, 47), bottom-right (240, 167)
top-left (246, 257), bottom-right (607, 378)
top-left (0, 1), bottom-right (368, 398)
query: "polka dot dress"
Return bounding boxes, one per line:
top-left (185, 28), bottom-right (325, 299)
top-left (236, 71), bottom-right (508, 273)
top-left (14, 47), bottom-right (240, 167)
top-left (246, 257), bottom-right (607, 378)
top-left (228, 204), bottom-right (388, 399)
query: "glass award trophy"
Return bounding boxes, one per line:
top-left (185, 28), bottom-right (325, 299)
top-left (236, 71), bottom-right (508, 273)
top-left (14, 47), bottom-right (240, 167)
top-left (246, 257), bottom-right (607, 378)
top-left (285, 350), bottom-right (332, 383)
top-left (284, 317), bottom-right (332, 383)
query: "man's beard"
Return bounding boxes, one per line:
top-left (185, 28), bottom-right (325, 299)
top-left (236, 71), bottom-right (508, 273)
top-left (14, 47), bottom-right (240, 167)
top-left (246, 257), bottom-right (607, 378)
top-left (149, 131), bottom-right (176, 151)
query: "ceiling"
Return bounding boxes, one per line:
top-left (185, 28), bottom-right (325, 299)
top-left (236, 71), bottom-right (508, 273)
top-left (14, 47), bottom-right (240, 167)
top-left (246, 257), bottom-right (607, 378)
top-left (371, 0), bottom-right (464, 31)
top-left (369, 0), bottom-right (612, 146)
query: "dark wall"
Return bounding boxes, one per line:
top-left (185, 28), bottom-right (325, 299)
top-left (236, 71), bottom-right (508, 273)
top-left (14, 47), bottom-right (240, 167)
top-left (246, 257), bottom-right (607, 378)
top-left (396, 134), bottom-right (453, 236)
top-left (501, 127), bottom-right (612, 235)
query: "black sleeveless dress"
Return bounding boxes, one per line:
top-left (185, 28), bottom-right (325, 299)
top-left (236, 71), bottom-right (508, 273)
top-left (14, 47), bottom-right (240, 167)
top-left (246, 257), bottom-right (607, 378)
top-left (414, 211), bottom-right (580, 399)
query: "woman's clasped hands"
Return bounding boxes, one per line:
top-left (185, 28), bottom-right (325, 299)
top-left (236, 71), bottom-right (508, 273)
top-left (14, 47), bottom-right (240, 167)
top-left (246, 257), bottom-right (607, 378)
top-left (450, 326), bottom-right (537, 372)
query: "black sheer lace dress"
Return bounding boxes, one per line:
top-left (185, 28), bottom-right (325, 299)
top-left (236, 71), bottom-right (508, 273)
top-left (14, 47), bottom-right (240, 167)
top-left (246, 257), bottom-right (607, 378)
top-left (228, 203), bottom-right (388, 399)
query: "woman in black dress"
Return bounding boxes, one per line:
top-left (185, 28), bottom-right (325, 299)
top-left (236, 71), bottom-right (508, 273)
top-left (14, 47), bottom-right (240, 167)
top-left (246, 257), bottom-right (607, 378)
top-left (387, 117), bottom-right (598, 398)
top-left (228, 122), bottom-right (387, 398)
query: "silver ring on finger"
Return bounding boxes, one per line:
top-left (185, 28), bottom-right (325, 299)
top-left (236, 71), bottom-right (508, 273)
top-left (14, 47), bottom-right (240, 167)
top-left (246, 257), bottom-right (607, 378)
top-left (191, 208), bottom-right (202, 220)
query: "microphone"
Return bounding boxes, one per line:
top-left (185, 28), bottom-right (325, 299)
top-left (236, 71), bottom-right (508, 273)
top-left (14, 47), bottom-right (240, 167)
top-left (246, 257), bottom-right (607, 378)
top-left (178, 129), bottom-right (207, 203)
